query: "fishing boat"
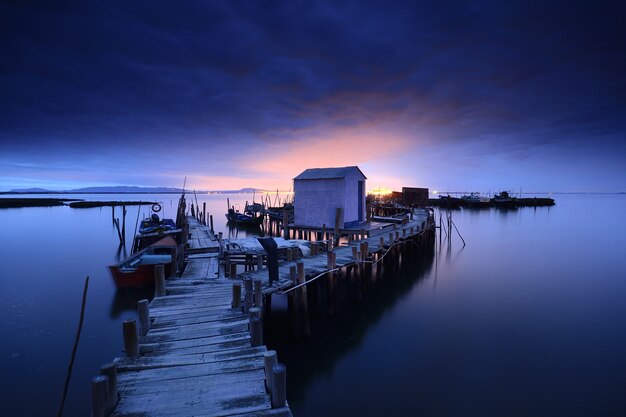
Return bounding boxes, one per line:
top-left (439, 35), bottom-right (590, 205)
top-left (491, 191), bottom-right (517, 207)
top-left (139, 213), bottom-right (177, 234)
top-left (225, 208), bottom-right (264, 226)
top-left (109, 236), bottom-right (177, 289)
top-left (461, 192), bottom-right (491, 208)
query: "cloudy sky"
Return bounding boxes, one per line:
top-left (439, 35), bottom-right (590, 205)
top-left (1, 0), bottom-right (624, 192)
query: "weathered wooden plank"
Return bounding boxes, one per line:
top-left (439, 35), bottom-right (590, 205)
top-left (139, 331), bottom-right (251, 355)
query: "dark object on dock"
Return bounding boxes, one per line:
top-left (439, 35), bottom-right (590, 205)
top-left (69, 201), bottom-right (156, 208)
top-left (402, 187), bottom-right (429, 206)
top-left (0, 198), bottom-right (82, 208)
top-left (437, 195), bottom-right (462, 209)
top-left (257, 237), bottom-right (279, 284)
top-left (108, 236), bottom-right (177, 289)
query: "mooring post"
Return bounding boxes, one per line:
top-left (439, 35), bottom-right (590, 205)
top-left (250, 316), bottom-right (263, 347)
top-left (122, 320), bottom-right (139, 358)
top-left (311, 242), bottom-right (318, 256)
top-left (389, 232), bottom-right (394, 244)
top-left (282, 211), bottom-right (289, 240)
top-left (288, 265), bottom-right (298, 338)
top-left (396, 231), bottom-right (400, 241)
top-left (271, 364), bottom-right (287, 408)
top-left (230, 263), bottom-right (237, 280)
top-left (232, 283), bottom-right (241, 309)
top-left (297, 261), bottom-right (311, 337)
top-left (244, 278), bottom-right (254, 313)
top-left (379, 236), bottom-right (384, 250)
top-left (210, 214), bottom-right (214, 231)
top-left (352, 246), bottom-right (358, 260)
top-left (100, 363), bottom-right (118, 411)
top-left (264, 350), bottom-right (278, 395)
top-left (203, 202), bottom-right (207, 225)
top-left (322, 224), bottom-right (326, 243)
top-left (287, 248), bottom-right (292, 262)
top-left (254, 279), bottom-right (263, 311)
top-left (334, 207), bottom-right (342, 246)
top-left (257, 254), bottom-right (263, 270)
top-left (292, 247), bottom-right (299, 261)
top-left (137, 299), bottom-right (150, 336)
top-left (91, 376), bottom-right (110, 417)
top-left (154, 264), bottom-right (166, 297)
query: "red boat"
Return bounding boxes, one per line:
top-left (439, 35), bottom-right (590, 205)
top-left (109, 236), bottom-right (178, 289)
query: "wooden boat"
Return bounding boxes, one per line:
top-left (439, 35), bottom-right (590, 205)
top-left (139, 214), bottom-right (177, 234)
top-left (491, 191), bottom-right (517, 207)
top-left (225, 208), bottom-right (264, 226)
top-left (109, 236), bottom-right (177, 289)
top-left (461, 192), bottom-right (491, 208)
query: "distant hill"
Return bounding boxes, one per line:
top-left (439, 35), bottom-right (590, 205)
top-left (5, 186), bottom-right (268, 194)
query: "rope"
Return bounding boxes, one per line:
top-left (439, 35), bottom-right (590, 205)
top-left (280, 226), bottom-right (433, 294)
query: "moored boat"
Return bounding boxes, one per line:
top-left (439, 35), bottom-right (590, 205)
top-left (109, 236), bottom-right (177, 289)
top-left (461, 192), bottom-right (491, 208)
top-left (225, 208), bottom-right (264, 226)
top-left (491, 191), bottom-right (517, 207)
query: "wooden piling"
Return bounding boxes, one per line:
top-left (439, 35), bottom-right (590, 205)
top-left (297, 261), bottom-right (311, 337)
top-left (263, 350), bottom-right (277, 395)
top-left (100, 363), bottom-right (118, 411)
top-left (244, 278), bottom-right (253, 313)
top-left (230, 263), bottom-right (237, 280)
top-left (232, 283), bottom-right (241, 309)
top-left (91, 376), bottom-right (110, 417)
top-left (122, 320), bottom-right (139, 358)
top-left (257, 254), bottom-right (263, 270)
top-left (250, 316), bottom-right (263, 347)
top-left (137, 299), bottom-right (150, 337)
top-left (271, 364), bottom-right (287, 408)
top-left (209, 214), bottom-right (214, 231)
top-left (154, 265), bottom-right (166, 297)
top-left (254, 279), bottom-right (263, 310)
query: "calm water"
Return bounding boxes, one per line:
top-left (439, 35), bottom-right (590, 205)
top-left (0, 193), bottom-right (264, 416)
top-left (1, 194), bottom-right (625, 416)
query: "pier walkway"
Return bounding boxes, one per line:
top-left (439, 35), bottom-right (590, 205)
top-left (108, 219), bottom-right (292, 417)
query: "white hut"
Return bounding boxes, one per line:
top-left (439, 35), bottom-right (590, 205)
top-left (293, 166), bottom-right (367, 228)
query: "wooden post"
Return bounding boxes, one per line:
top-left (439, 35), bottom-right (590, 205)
top-left (389, 232), bottom-right (394, 243)
top-left (137, 299), bottom-right (150, 336)
top-left (396, 231), bottom-right (400, 241)
top-left (203, 202), bottom-right (207, 225)
top-left (100, 363), bottom-right (118, 411)
top-left (292, 247), bottom-right (299, 261)
top-left (297, 261), bottom-right (311, 337)
top-left (327, 250), bottom-right (335, 316)
top-left (122, 320), bottom-right (139, 358)
top-left (230, 263), bottom-right (237, 280)
top-left (322, 224), bottom-right (326, 242)
top-left (244, 278), bottom-right (253, 313)
top-left (250, 316), bottom-right (263, 347)
top-left (288, 265), bottom-right (298, 338)
top-left (287, 248), bottom-right (292, 262)
top-left (379, 236), bottom-right (384, 250)
top-left (91, 376), bottom-right (109, 417)
top-left (352, 245), bottom-right (358, 260)
top-left (360, 227), bottom-right (365, 241)
top-left (154, 265), bottom-right (166, 297)
top-left (254, 279), bottom-right (263, 310)
top-left (283, 211), bottom-right (289, 240)
top-left (403, 228), bottom-right (407, 237)
top-left (334, 208), bottom-right (342, 245)
top-left (271, 364), bottom-right (287, 408)
top-left (210, 214), bottom-right (214, 231)
top-left (311, 242), bottom-right (318, 256)
top-left (249, 307), bottom-right (261, 320)
top-left (232, 283), bottom-right (241, 309)
top-left (264, 350), bottom-right (277, 395)
top-left (257, 254), bottom-right (263, 270)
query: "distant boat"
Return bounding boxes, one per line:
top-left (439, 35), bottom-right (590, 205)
top-left (438, 194), bottom-right (461, 209)
top-left (461, 192), bottom-right (491, 208)
top-left (492, 191), bottom-right (517, 207)
top-left (109, 236), bottom-right (177, 289)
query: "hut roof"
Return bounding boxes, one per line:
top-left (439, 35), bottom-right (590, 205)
top-left (294, 166), bottom-right (367, 180)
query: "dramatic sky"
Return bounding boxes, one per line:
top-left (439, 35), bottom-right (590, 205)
top-left (1, 0), bottom-right (624, 192)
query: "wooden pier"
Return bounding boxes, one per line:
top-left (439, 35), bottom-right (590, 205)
top-left (93, 205), bottom-right (435, 416)
top-left (93, 218), bottom-right (293, 417)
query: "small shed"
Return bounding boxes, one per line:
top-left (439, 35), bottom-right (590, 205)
top-left (294, 166), bottom-right (367, 228)
top-left (402, 187), bottom-right (429, 206)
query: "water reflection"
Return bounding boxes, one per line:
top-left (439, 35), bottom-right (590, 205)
top-left (109, 288), bottom-right (153, 319)
top-left (265, 234), bottom-right (436, 409)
